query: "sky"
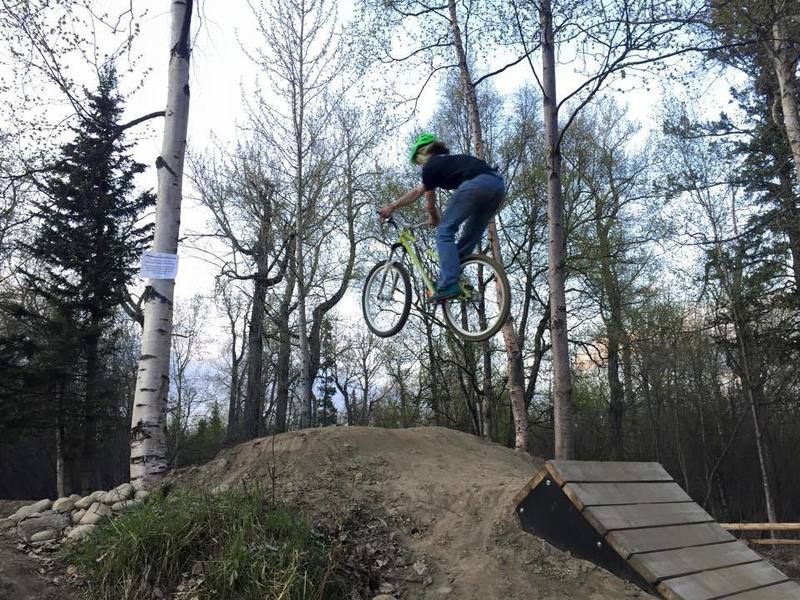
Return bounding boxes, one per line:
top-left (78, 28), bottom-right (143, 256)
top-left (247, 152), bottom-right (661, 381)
top-left (115, 0), bottom-right (739, 310)
top-left (2, 0), bottom-right (745, 363)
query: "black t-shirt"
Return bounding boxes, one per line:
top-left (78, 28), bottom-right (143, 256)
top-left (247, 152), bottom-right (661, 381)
top-left (421, 154), bottom-right (496, 191)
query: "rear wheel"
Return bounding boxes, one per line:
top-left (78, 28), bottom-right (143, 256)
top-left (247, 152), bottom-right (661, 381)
top-left (362, 260), bottom-right (412, 337)
top-left (441, 254), bottom-right (511, 342)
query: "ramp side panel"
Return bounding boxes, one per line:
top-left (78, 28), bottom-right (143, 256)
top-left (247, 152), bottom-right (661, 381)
top-left (547, 460), bottom-right (672, 485)
top-left (656, 561), bottom-right (788, 600)
top-left (628, 541), bottom-right (763, 583)
top-left (564, 481), bottom-right (692, 510)
top-left (515, 472), bottom-right (657, 596)
top-left (584, 502), bottom-right (713, 535)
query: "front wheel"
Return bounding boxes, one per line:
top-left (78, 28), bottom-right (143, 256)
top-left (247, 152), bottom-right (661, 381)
top-left (362, 260), bottom-right (412, 337)
top-left (442, 254), bottom-right (511, 342)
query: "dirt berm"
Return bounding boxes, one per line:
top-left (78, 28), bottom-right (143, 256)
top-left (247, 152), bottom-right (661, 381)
top-left (170, 426), bottom-right (653, 599)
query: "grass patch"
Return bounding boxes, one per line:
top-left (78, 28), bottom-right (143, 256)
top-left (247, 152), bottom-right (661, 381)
top-left (65, 487), bottom-right (348, 600)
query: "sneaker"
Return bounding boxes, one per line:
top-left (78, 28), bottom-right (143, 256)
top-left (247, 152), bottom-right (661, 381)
top-left (427, 283), bottom-right (462, 303)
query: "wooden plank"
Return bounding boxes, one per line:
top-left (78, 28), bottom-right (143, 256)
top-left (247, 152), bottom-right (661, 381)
top-left (606, 523), bottom-right (735, 559)
top-left (584, 502), bottom-right (713, 535)
top-left (547, 460), bottom-right (673, 486)
top-left (657, 561), bottom-right (788, 600)
top-left (563, 481), bottom-right (691, 510)
top-left (722, 523), bottom-right (800, 531)
top-left (747, 539), bottom-right (800, 545)
top-left (723, 580), bottom-right (800, 599)
top-left (513, 467), bottom-right (548, 506)
top-left (628, 541), bottom-right (762, 583)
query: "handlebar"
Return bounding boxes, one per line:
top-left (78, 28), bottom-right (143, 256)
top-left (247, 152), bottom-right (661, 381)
top-left (380, 212), bottom-right (429, 232)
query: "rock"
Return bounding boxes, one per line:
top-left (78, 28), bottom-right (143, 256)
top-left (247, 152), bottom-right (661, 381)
top-left (15, 511), bottom-right (70, 542)
top-left (6, 506), bottom-right (31, 525)
top-left (89, 490), bottom-right (106, 502)
top-left (99, 491), bottom-right (121, 504)
top-left (71, 509), bottom-right (86, 524)
top-left (30, 529), bottom-right (58, 543)
top-left (114, 482), bottom-right (134, 499)
top-left (66, 524), bottom-right (96, 542)
top-left (413, 561), bottom-right (427, 576)
top-left (111, 499), bottom-right (139, 512)
top-left (9, 499), bottom-right (51, 523)
top-left (211, 484), bottom-right (229, 495)
top-left (134, 490), bottom-right (150, 501)
top-left (99, 483), bottom-right (133, 504)
top-left (73, 495), bottom-right (94, 510)
top-left (79, 502), bottom-right (112, 525)
top-left (53, 496), bottom-right (79, 512)
top-left (29, 499), bottom-right (52, 514)
top-left (372, 596), bottom-right (397, 600)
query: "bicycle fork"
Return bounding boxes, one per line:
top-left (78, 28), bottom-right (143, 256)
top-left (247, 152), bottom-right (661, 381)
top-left (376, 246), bottom-right (403, 300)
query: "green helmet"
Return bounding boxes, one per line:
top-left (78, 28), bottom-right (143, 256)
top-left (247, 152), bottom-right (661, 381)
top-left (409, 133), bottom-right (437, 164)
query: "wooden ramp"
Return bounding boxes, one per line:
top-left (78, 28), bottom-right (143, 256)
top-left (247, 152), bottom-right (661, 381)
top-left (514, 461), bottom-right (800, 599)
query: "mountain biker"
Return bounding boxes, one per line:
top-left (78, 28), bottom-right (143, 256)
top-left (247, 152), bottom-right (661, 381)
top-left (379, 133), bottom-right (505, 302)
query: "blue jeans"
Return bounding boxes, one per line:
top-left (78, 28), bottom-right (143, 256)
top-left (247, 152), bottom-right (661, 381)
top-left (435, 172), bottom-right (505, 290)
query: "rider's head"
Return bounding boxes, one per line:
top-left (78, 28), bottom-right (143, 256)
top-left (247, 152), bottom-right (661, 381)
top-left (409, 133), bottom-right (450, 166)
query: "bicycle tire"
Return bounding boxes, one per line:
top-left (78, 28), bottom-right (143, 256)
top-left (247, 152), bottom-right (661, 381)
top-left (442, 254), bottom-right (511, 342)
top-left (362, 260), bottom-right (412, 338)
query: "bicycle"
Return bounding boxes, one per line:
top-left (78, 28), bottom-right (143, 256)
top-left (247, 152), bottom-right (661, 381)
top-left (361, 213), bottom-right (511, 342)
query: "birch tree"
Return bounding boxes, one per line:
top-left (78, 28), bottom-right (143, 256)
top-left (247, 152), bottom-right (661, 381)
top-left (129, 0), bottom-right (193, 490)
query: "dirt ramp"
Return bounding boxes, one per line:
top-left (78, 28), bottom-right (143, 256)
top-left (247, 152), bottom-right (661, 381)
top-left (172, 427), bottom-right (654, 599)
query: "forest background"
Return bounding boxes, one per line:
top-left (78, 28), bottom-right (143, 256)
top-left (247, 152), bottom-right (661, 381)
top-left (0, 0), bottom-right (798, 529)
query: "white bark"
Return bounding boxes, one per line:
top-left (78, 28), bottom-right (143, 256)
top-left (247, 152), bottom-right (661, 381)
top-left (772, 18), bottom-right (800, 186)
top-left (447, 0), bottom-right (529, 451)
top-left (129, 0), bottom-right (192, 490)
top-left (540, 0), bottom-right (574, 459)
top-left (295, 0), bottom-right (313, 430)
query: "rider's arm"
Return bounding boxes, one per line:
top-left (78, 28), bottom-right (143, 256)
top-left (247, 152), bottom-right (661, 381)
top-left (392, 183), bottom-right (425, 211)
top-left (424, 189), bottom-right (440, 226)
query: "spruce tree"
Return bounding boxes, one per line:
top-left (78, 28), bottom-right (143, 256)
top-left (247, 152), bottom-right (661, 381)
top-left (22, 65), bottom-right (154, 492)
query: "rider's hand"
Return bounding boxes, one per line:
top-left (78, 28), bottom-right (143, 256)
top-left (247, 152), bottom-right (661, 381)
top-left (428, 208), bottom-right (440, 227)
top-left (379, 204), bottom-right (394, 220)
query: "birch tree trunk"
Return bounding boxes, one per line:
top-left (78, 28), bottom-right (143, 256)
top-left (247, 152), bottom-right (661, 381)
top-left (274, 248), bottom-right (297, 433)
top-left (129, 0), bottom-right (192, 491)
top-left (772, 17), bottom-right (800, 186)
top-left (447, 0), bottom-right (528, 450)
top-left (770, 17), bottom-right (800, 293)
top-left (296, 152), bottom-right (313, 430)
top-left (540, 0), bottom-right (574, 459)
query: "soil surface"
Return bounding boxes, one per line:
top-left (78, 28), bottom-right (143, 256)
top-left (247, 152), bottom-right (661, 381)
top-left (171, 426), bottom-right (656, 599)
top-left (0, 500), bottom-right (77, 600)
top-left (2, 426), bottom-right (798, 599)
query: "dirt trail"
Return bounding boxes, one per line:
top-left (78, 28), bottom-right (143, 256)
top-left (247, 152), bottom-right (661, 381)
top-left (172, 426), bottom-right (654, 599)
top-left (0, 500), bottom-right (76, 600)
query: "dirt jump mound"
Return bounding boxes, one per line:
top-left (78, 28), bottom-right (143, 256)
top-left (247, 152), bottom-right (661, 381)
top-left (171, 426), bottom-right (653, 599)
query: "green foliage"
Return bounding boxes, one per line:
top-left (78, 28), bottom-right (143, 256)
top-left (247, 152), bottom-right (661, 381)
top-left (25, 64), bottom-right (154, 320)
top-left (173, 403), bottom-right (227, 468)
top-left (66, 488), bottom-right (347, 600)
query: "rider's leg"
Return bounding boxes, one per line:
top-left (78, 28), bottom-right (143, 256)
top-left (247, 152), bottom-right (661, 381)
top-left (456, 174), bottom-right (505, 259)
top-left (435, 192), bottom-right (471, 292)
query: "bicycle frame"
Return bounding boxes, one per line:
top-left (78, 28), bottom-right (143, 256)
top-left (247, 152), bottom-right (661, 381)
top-left (379, 217), bottom-right (437, 294)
